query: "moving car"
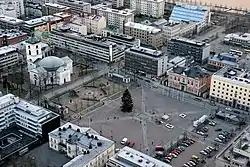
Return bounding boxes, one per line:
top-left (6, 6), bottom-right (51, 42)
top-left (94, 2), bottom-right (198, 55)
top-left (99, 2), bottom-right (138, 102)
top-left (179, 113), bottom-right (187, 118)
top-left (165, 124), bottom-right (174, 129)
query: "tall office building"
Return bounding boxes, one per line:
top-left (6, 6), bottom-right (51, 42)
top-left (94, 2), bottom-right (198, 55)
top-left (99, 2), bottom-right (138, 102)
top-left (167, 37), bottom-right (210, 64)
top-left (130, 0), bottom-right (165, 18)
top-left (0, 0), bottom-right (25, 18)
top-left (125, 46), bottom-right (167, 77)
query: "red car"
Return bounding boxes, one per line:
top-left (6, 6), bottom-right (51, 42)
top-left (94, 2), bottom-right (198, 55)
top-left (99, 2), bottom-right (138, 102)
top-left (155, 146), bottom-right (164, 151)
top-left (174, 149), bottom-right (181, 154)
top-left (129, 141), bottom-right (135, 147)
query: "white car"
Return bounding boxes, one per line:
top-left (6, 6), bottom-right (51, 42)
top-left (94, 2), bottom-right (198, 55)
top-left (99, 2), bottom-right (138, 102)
top-left (179, 113), bottom-right (186, 118)
top-left (200, 150), bottom-right (207, 155)
top-left (215, 138), bottom-right (223, 143)
top-left (225, 107), bottom-right (232, 111)
top-left (165, 124), bottom-right (174, 129)
top-left (121, 137), bottom-right (128, 145)
top-left (197, 131), bottom-right (204, 135)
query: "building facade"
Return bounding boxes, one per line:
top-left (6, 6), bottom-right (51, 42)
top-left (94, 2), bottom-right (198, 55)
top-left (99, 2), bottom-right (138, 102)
top-left (42, 3), bottom-right (71, 15)
top-left (106, 146), bottom-right (171, 167)
top-left (124, 22), bottom-right (163, 49)
top-left (168, 66), bottom-right (211, 96)
top-left (208, 52), bottom-right (239, 70)
top-left (210, 66), bottom-right (250, 111)
top-left (49, 28), bottom-right (125, 63)
top-left (81, 15), bottom-right (107, 35)
top-left (224, 33), bottom-right (250, 48)
top-left (0, 93), bottom-right (60, 138)
top-left (130, 0), bottom-right (165, 18)
top-left (0, 46), bottom-right (21, 73)
top-left (96, 8), bottom-right (134, 33)
top-left (49, 122), bottom-right (115, 167)
top-left (57, 0), bottom-right (91, 14)
top-left (167, 37), bottom-right (210, 64)
top-left (0, 0), bottom-right (25, 18)
top-left (125, 46), bottom-right (167, 77)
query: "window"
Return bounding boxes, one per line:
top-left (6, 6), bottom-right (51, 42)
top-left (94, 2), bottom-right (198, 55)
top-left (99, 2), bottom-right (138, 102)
top-left (29, 50), bottom-right (31, 55)
top-left (36, 50), bottom-right (39, 55)
top-left (28, 45), bottom-right (30, 49)
top-left (36, 45), bottom-right (38, 49)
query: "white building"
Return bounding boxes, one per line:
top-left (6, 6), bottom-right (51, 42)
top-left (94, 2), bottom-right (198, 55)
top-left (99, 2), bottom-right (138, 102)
top-left (106, 146), bottom-right (172, 167)
top-left (210, 66), bottom-right (250, 111)
top-left (0, 46), bottom-right (21, 74)
top-left (49, 122), bottom-right (115, 167)
top-left (0, 93), bottom-right (60, 135)
top-left (161, 21), bottom-right (198, 41)
top-left (130, 0), bottom-right (165, 18)
top-left (26, 37), bottom-right (73, 86)
top-left (0, 0), bottom-right (25, 18)
top-left (96, 8), bottom-right (134, 33)
top-left (73, 15), bottom-right (107, 35)
top-left (224, 33), bottom-right (250, 48)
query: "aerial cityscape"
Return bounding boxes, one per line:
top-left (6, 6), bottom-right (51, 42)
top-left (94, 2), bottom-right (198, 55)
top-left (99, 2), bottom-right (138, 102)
top-left (0, 0), bottom-right (249, 167)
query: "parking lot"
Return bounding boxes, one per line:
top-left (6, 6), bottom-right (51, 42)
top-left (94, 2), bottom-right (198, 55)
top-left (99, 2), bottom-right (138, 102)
top-left (70, 81), bottom-right (243, 166)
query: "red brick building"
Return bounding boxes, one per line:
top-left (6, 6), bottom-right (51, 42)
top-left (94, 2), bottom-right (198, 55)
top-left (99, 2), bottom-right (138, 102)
top-left (0, 29), bottom-right (28, 47)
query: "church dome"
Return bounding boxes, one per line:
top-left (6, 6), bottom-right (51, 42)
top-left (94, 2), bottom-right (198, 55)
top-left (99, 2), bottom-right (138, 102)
top-left (38, 56), bottom-right (64, 71)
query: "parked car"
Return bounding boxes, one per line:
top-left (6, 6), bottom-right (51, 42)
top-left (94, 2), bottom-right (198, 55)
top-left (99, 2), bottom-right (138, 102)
top-left (121, 137), bottom-right (129, 145)
top-left (215, 128), bottom-right (222, 132)
top-left (183, 164), bottom-right (189, 167)
top-left (163, 158), bottom-right (171, 164)
top-left (181, 143), bottom-right (189, 147)
top-left (200, 150), bottom-right (207, 155)
top-left (218, 135), bottom-right (226, 140)
top-left (170, 153), bottom-right (178, 158)
top-left (207, 146), bottom-right (216, 151)
top-left (215, 138), bottom-right (223, 143)
top-left (189, 161), bottom-right (196, 166)
top-left (155, 145), bottom-right (164, 151)
top-left (178, 146), bottom-right (185, 151)
top-left (192, 155), bottom-right (199, 160)
top-left (209, 121), bottom-right (216, 126)
top-left (129, 140), bottom-right (135, 147)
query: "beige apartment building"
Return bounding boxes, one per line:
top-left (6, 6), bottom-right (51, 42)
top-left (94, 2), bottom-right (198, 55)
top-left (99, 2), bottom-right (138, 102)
top-left (81, 15), bottom-right (106, 34)
top-left (168, 66), bottom-right (211, 96)
top-left (210, 66), bottom-right (250, 111)
top-left (96, 8), bottom-right (134, 33)
top-left (124, 22), bottom-right (163, 49)
top-left (130, 0), bottom-right (165, 18)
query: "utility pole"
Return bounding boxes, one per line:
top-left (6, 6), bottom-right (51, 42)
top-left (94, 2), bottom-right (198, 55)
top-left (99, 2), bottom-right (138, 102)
top-left (141, 84), bottom-right (149, 154)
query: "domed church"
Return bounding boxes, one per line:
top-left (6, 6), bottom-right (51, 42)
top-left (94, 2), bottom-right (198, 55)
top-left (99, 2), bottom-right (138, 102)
top-left (26, 37), bottom-right (73, 86)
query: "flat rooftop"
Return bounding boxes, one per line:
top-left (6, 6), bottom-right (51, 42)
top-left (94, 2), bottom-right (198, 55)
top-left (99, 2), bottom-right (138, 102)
top-left (25, 15), bottom-right (62, 26)
top-left (225, 33), bottom-right (250, 41)
top-left (0, 15), bottom-right (24, 25)
top-left (49, 122), bottom-right (114, 167)
top-left (0, 126), bottom-right (38, 161)
top-left (51, 28), bottom-right (119, 49)
top-left (171, 66), bottom-right (208, 78)
top-left (125, 22), bottom-right (161, 34)
top-left (127, 46), bottom-right (164, 58)
top-left (109, 146), bottom-right (171, 167)
top-left (209, 52), bottom-right (238, 66)
top-left (0, 46), bottom-right (17, 55)
top-left (0, 29), bottom-right (27, 39)
top-left (214, 66), bottom-right (250, 85)
top-left (0, 94), bottom-right (59, 124)
top-left (97, 7), bottom-right (133, 16)
top-left (170, 37), bottom-right (207, 47)
top-left (91, 2), bottom-right (113, 9)
top-left (44, 3), bottom-right (70, 9)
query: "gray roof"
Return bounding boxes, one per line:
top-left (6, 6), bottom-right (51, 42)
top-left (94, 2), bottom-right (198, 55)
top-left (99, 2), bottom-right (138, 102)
top-left (172, 66), bottom-right (208, 78)
top-left (49, 123), bottom-right (114, 167)
top-left (38, 56), bottom-right (65, 71)
top-left (109, 146), bottom-right (171, 167)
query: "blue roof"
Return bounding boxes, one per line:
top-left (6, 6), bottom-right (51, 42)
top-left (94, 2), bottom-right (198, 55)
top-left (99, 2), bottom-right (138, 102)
top-left (169, 4), bottom-right (208, 23)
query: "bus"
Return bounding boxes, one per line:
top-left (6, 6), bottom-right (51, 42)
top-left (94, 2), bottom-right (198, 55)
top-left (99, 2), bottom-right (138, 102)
top-left (229, 49), bottom-right (243, 56)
